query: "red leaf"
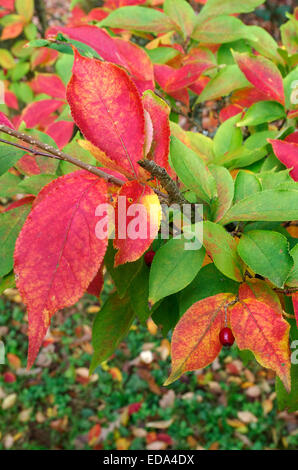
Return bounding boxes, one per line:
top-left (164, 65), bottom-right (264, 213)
top-left (47, 25), bottom-right (154, 94)
top-left (31, 48), bottom-right (59, 70)
top-left (87, 266), bottom-right (104, 297)
top-left (142, 90), bottom-right (171, 173)
top-left (4, 196), bottom-right (35, 212)
top-left (285, 131), bottom-right (298, 144)
top-left (14, 171), bottom-right (108, 367)
top-left (233, 52), bottom-right (285, 105)
top-left (114, 180), bottom-right (161, 266)
top-left (46, 120), bottom-right (74, 149)
top-left (21, 99), bottom-right (64, 128)
top-left (292, 293), bottom-right (298, 329)
top-left (30, 74), bottom-right (66, 99)
top-left (230, 298), bottom-right (291, 391)
top-left (268, 139), bottom-right (298, 181)
top-left (0, 111), bottom-right (14, 128)
top-left (67, 49), bottom-right (145, 178)
top-left (231, 87), bottom-right (270, 108)
top-left (5, 90), bottom-right (18, 110)
top-left (165, 293), bottom-right (234, 385)
top-left (154, 63), bottom-right (211, 93)
top-left (219, 104), bottom-right (243, 122)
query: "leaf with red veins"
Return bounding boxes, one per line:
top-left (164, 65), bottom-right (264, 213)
top-left (21, 99), bottom-right (64, 128)
top-left (165, 293), bottom-right (235, 385)
top-left (14, 170), bottom-right (108, 368)
top-left (30, 74), bottom-right (66, 99)
top-left (268, 139), bottom-right (298, 182)
top-left (142, 90), bottom-right (171, 174)
top-left (238, 279), bottom-right (283, 314)
top-left (230, 298), bottom-right (291, 391)
top-left (233, 52), bottom-right (285, 105)
top-left (114, 181), bottom-right (161, 267)
top-left (67, 49), bottom-right (145, 179)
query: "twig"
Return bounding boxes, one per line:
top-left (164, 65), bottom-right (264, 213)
top-left (138, 159), bottom-right (188, 206)
top-left (0, 125), bottom-right (170, 202)
top-left (34, 0), bottom-right (48, 36)
top-left (0, 138), bottom-right (62, 160)
top-left (274, 287), bottom-right (298, 295)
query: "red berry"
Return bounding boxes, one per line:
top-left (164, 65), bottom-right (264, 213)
top-left (219, 327), bottom-right (235, 348)
top-left (3, 372), bottom-right (16, 383)
top-left (144, 250), bottom-right (155, 267)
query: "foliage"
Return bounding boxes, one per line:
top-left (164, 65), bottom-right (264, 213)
top-left (0, 0), bottom-right (297, 413)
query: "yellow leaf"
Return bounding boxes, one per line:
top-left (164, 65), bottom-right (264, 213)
top-left (15, 0), bottom-right (34, 22)
top-left (0, 49), bottom-right (15, 69)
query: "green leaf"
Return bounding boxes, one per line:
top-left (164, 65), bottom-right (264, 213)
top-left (203, 221), bottom-right (244, 282)
top-left (221, 190), bottom-right (298, 225)
top-left (213, 114), bottom-right (243, 158)
top-left (234, 170), bottom-right (262, 203)
top-left (197, 0), bottom-right (265, 22)
top-left (286, 244), bottom-right (298, 287)
top-left (0, 272), bottom-right (16, 295)
top-left (0, 142), bottom-right (25, 177)
top-left (104, 241), bottom-right (143, 298)
top-left (197, 65), bottom-right (250, 103)
top-left (90, 293), bottom-right (135, 373)
top-left (237, 101), bottom-right (286, 127)
top-left (209, 165), bottom-right (234, 222)
top-left (283, 68), bottom-right (298, 110)
top-left (179, 263), bottom-right (239, 316)
top-left (10, 61), bottom-right (30, 81)
top-left (258, 170), bottom-right (293, 190)
top-left (60, 138), bottom-right (96, 175)
top-left (245, 25), bottom-right (283, 64)
top-left (128, 261), bottom-right (150, 325)
top-left (0, 172), bottom-right (21, 198)
top-left (276, 363), bottom-right (298, 412)
top-left (237, 230), bottom-right (293, 288)
top-left (0, 204), bottom-right (31, 277)
top-left (145, 47), bottom-right (179, 64)
top-left (18, 174), bottom-right (57, 195)
top-left (149, 238), bottom-right (205, 305)
top-left (192, 15), bottom-right (248, 43)
top-left (152, 294), bottom-right (180, 336)
top-left (100, 6), bottom-right (176, 34)
top-left (55, 53), bottom-right (74, 85)
top-left (170, 136), bottom-right (217, 203)
top-left (164, 0), bottom-right (196, 38)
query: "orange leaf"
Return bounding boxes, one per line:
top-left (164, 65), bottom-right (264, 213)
top-left (114, 180), bottom-right (161, 266)
top-left (165, 293), bottom-right (235, 385)
top-left (238, 279), bottom-right (283, 314)
top-left (67, 49), bottom-right (145, 178)
top-left (230, 298), bottom-right (291, 391)
top-left (1, 20), bottom-right (24, 40)
top-left (14, 171), bottom-right (108, 368)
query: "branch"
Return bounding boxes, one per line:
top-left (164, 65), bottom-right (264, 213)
top-left (138, 159), bottom-right (188, 206)
top-left (34, 0), bottom-right (48, 36)
top-left (0, 125), bottom-right (169, 201)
